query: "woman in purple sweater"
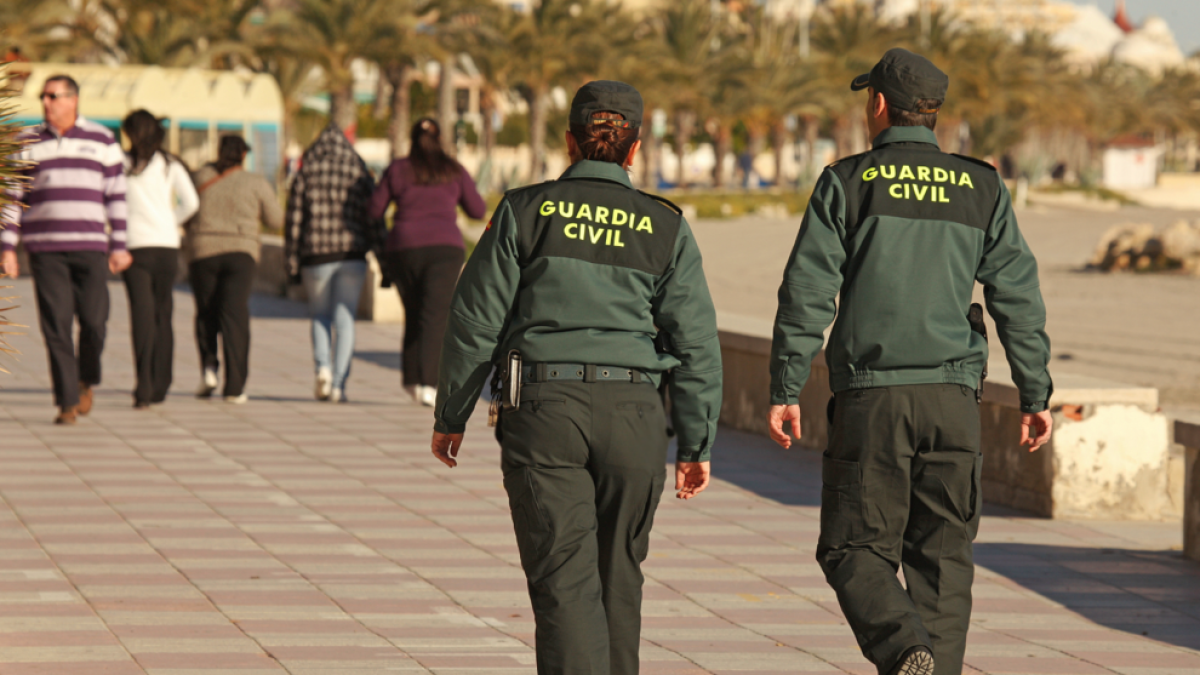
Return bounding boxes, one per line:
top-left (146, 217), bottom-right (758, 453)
top-left (369, 118), bottom-right (486, 406)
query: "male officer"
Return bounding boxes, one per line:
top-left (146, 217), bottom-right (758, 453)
top-left (430, 81), bottom-right (722, 674)
top-left (767, 49), bottom-right (1053, 675)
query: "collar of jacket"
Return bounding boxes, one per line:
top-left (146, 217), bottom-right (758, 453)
top-left (871, 125), bottom-right (939, 149)
top-left (558, 159), bottom-right (633, 187)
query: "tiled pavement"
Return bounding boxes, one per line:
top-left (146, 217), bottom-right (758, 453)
top-left (0, 278), bottom-right (1198, 675)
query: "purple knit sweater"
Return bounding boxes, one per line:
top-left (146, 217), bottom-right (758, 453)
top-left (368, 159), bottom-right (486, 252)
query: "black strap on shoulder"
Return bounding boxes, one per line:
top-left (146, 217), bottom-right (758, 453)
top-left (637, 190), bottom-right (683, 215)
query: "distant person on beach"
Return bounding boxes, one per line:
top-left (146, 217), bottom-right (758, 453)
top-left (0, 74), bottom-right (129, 425)
top-left (368, 118), bottom-right (485, 406)
top-left (187, 135), bottom-right (282, 404)
top-left (121, 109), bottom-right (199, 409)
top-left (285, 122), bottom-right (384, 403)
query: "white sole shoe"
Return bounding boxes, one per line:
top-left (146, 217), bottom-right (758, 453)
top-left (315, 368), bottom-right (332, 401)
top-left (891, 647), bottom-right (934, 675)
top-left (196, 368), bottom-right (218, 397)
top-left (224, 393), bottom-right (248, 405)
top-left (330, 388), bottom-right (345, 403)
top-left (418, 385), bottom-right (436, 407)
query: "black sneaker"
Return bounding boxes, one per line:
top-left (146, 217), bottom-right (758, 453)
top-left (889, 646), bottom-right (934, 675)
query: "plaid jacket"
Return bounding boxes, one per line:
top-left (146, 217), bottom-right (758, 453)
top-left (284, 123), bottom-right (385, 279)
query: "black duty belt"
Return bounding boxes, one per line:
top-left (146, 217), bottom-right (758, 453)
top-left (522, 363), bottom-right (645, 384)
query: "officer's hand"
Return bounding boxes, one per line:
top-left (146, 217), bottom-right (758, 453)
top-left (431, 431), bottom-right (464, 468)
top-left (675, 461), bottom-right (710, 500)
top-left (1, 250), bottom-right (17, 278)
top-left (1020, 411), bottom-right (1053, 452)
top-left (108, 250), bottom-right (132, 274)
top-left (767, 404), bottom-right (802, 449)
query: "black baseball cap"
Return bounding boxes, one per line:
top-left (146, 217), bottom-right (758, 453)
top-left (569, 81), bottom-right (643, 128)
top-left (850, 48), bottom-right (948, 113)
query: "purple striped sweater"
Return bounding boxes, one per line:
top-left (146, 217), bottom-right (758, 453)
top-left (0, 116), bottom-right (127, 254)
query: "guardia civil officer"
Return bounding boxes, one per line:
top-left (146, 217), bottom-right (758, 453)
top-left (430, 81), bottom-right (722, 674)
top-left (767, 50), bottom-right (1053, 675)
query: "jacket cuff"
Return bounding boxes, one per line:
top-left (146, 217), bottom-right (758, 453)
top-left (1021, 401), bottom-right (1049, 413)
top-left (676, 446), bottom-right (709, 463)
top-left (770, 391), bottom-right (799, 406)
top-left (434, 419), bottom-right (466, 434)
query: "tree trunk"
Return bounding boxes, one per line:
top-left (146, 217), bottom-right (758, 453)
top-left (674, 110), bottom-right (693, 188)
top-left (387, 64), bottom-right (412, 160)
top-left (528, 88), bottom-right (547, 182)
top-left (372, 73), bottom-right (390, 120)
top-left (438, 56), bottom-right (457, 158)
top-left (772, 121), bottom-right (787, 187)
top-left (640, 130), bottom-right (657, 190)
top-left (329, 83), bottom-right (357, 135)
top-left (804, 116), bottom-right (819, 183)
top-left (713, 121), bottom-right (731, 189)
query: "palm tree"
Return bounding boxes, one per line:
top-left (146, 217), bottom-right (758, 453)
top-left (502, 0), bottom-right (635, 181)
top-left (266, 0), bottom-right (413, 132)
top-left (0, 95), bottom-right (27, 372)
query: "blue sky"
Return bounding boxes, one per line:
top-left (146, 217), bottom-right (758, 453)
top-left (1060, 1), bottom-right (1199, 54)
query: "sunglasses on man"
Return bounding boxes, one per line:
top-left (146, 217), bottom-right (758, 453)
top-left (40, 91), bottom-right (75, 101)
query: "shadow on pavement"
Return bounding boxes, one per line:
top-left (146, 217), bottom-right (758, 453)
top-left (974, 542), bottom-right (1200, 652)
top-left (248, 292), bottom-right (309, 319)
top-left (354, 350), bottom-right (402, 371)
top-left (710, 425), bottom-right (822, 507)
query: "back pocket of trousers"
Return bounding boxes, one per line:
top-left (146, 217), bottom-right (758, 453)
top-left (503, 468), bottom-right (551, 570)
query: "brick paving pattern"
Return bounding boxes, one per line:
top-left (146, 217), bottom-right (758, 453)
top-left (0, 279), bottom-right (1198, 674)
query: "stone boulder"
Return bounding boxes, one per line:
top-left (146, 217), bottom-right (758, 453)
top-left (1089, 220), bottom-right (1200, 273)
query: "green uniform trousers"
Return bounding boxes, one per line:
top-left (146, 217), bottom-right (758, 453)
top-left (499, 379), bottom-right (668, 675)
top-left (817, 383), bottom-right (982, 675)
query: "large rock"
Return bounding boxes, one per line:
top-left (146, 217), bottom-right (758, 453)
top-left (1089, 220), bottom-right (1200, 273)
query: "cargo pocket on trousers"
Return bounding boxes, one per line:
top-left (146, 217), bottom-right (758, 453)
top-left (819, 457), bottom-right (862, 548)
top-left (503, 468), bottom-right (552, 571)
top-left (967, 452), bottom-right (983, 536)
top-left (630, 470), bottom-right (666, 563)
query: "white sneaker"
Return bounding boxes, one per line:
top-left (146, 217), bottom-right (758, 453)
top-left (330, 388), bottom-right (345, 403)
top-left (224, 393), bottom-right (248, 404)
top-left (418, 385), bottom-right (436, 407)
top-left (315, 368), bottom-right (332, 401)
top-left (196, 368), bottom-right (218, 397)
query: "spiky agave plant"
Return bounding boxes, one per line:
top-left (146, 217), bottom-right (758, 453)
top-left (0, 85), bottom-right (30, 373)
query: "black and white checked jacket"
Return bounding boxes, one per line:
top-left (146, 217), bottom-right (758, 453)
top-left (284, 123), bottom-right (386, 279)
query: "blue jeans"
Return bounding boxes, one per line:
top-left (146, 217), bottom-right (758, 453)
top-left (301, 259), bottom-right (366, 390)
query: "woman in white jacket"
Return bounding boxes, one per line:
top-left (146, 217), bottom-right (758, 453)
top-left (122, 110), bottom-right (199, 408)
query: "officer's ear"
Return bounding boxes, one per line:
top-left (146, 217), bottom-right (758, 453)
top-left (623, 139), bottom-right (642, 170)
top-left (565, 131), bottom-right (580, 163)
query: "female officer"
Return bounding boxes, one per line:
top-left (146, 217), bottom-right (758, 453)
top-left (430, 81), bottom-right (722, 674)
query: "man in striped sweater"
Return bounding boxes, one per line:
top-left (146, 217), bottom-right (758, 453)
top-left (0, 74), bottom-right (131, 424)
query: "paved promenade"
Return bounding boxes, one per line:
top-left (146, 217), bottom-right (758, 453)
top-left (1, 279), bottom-right (1198, 675)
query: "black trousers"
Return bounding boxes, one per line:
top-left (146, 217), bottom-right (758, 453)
top-left (500, 380), bottom-right (668, 675)
top-left (29, 251), bottom-right (110, 410)
top-left (382, 246), bottom-right (464, 387)
top-left (189, 252), bottom-right (255, 397)
top-left (124, 247), bottom-right (178, 404)
top-left (817, 384), bottom-right (982, 675)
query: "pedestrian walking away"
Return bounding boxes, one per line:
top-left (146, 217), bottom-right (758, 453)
top-left (121, 109), bottom-right (200, 409)
top-left (0, 74), bottom-right (130, 425)
top-left (766, 49), bottom-right (1054, 675)
top-left (285, 122), bottom-right (385, 404)
top-left (430, 81), bottom-right (723, 675)
top-left (368, 118), bottom-right (486, 407)
top-left (187, 135), bottom-right (283, 403)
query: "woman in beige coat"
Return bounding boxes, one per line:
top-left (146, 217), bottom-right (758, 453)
top-left (187, 136), bottom-right (282, 403)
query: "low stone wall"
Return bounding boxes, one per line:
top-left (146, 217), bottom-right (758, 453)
top-left (717, 313), bottom-right (1179, 521)
top-left (1174, 418), bottom-right (1200, 562)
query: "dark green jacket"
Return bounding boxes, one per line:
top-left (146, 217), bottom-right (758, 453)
top-left (434, 160), bottom-right (723, 462)
top-left (770, 126), bottom-right (1052, 413)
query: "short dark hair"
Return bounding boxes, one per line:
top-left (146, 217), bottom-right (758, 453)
top-left (214, 135), bottom-right (250, 173)
top-left (887, 97), bottom-right (941, 131)
top-left (569, 111), bottom-right (640, 164)
top-left (43, 74), bottom-right (79, 96)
